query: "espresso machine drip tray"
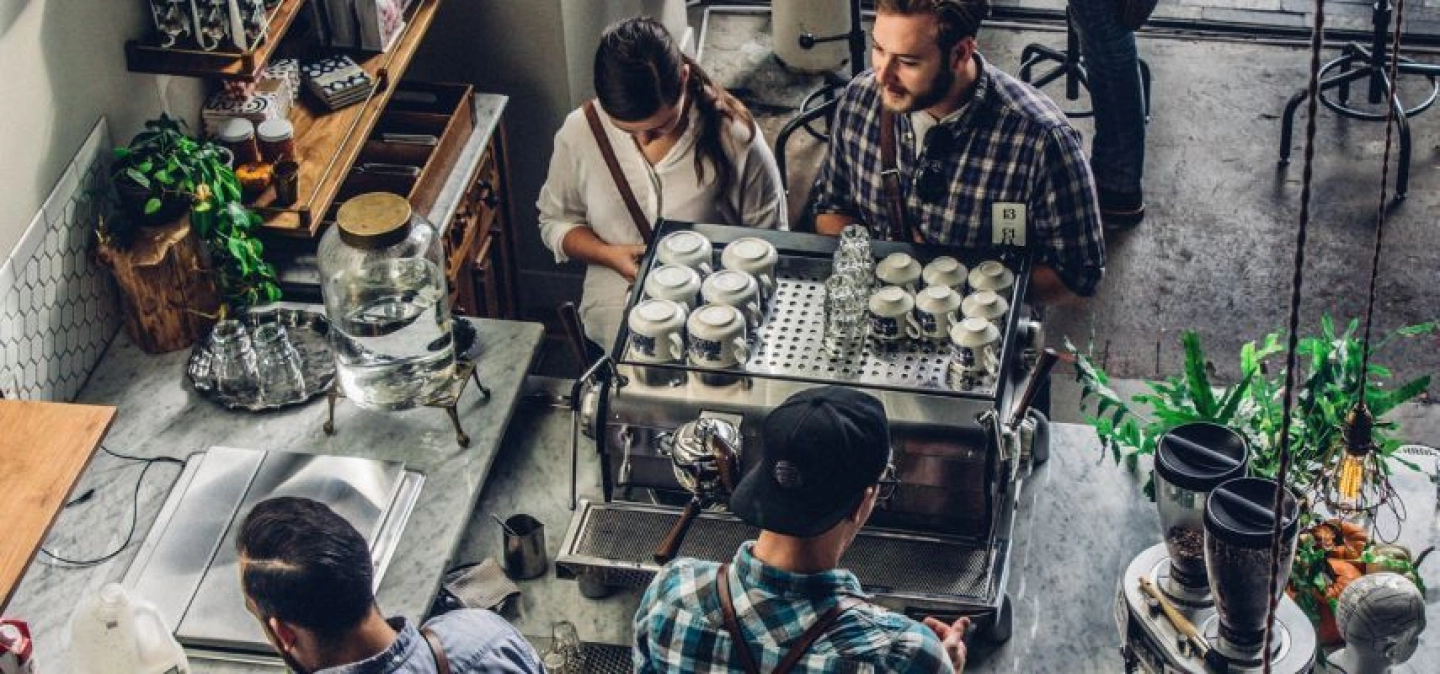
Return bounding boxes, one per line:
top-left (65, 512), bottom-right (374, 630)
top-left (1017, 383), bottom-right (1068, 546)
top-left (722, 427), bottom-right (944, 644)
top-left (557, 500), bottom-right (1003, 614)
top-left (1116, 544), bottom-right (1316, 673)
top-left (122, 446), bottom-right (424, 660)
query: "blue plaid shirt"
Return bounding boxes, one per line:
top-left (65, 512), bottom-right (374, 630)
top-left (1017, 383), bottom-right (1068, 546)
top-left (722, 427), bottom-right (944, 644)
top-left (812, 54), bottom-right (1106, 296)
top-left (633, 542), bottom-right (951, 673)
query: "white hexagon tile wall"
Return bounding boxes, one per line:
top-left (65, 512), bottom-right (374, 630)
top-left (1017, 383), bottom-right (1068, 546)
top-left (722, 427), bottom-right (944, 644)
top-left (0, 118), bottom-right (121, 401)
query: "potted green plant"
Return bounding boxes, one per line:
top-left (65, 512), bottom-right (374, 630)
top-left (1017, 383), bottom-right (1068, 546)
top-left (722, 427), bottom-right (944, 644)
top-left (1067, 316), bottom-right (1434, 643)
top-left (101, 114), bottom-right (281, 311)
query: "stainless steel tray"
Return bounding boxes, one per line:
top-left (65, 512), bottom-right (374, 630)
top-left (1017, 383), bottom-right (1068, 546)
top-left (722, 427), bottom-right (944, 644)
top-left (187, 308), bottom-right (479, 411)
top-left (616, 223), bottom-right (1030, 401)
top-left (187, 307), bottom-right (336, 411)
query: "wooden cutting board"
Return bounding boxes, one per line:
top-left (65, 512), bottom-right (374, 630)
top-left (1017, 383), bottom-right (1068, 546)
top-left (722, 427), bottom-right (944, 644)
top-left (0, 400), bottom-right (116, 612)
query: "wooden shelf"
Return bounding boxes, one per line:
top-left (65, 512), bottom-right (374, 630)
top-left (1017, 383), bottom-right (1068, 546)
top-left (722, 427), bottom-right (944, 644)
top-left (254, 0), bottom-right (442, 238)
top-left (124, 0), bottom-right (305, 81)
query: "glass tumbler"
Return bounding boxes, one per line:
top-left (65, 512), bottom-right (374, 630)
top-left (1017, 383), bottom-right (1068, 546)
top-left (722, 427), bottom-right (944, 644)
top-left (253, 323), bottom-right (307, 405)
top-left (823, 275), bottom-right (865, 355)
top-left (541, 620), bottom-right (583, 674)
top-left (210, 319), bottom-right (258, 397)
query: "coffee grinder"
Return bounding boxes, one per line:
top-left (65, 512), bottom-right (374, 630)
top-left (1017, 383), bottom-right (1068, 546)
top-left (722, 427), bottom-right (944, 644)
top-left (1115, 426), bottom-right (1317, 672)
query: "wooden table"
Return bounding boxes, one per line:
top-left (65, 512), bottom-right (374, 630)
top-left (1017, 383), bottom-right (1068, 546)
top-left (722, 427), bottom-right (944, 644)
top-left (0, 400), bottom-right (116, 611)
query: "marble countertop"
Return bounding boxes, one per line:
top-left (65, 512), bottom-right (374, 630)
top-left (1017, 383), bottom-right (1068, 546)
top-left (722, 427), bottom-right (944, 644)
top-left (463, 406), bottom-right (1440, 672)
top-left (3, 315), bottom-right (543, 671)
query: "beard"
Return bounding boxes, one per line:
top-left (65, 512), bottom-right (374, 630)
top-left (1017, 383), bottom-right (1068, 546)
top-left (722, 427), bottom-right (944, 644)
top-left (881, 65), bottom-right (956, 114)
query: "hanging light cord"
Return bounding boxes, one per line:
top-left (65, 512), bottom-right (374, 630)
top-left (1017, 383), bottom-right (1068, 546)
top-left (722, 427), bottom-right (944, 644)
top-left (1359, 0), bottom-right (1407, 386)
top-left (1263, 0), bottom-right (1327, 669)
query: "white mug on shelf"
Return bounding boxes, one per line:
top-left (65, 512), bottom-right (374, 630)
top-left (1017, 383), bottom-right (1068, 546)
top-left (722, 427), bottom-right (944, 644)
top-left (875, 252), bottom-right (922, 292)
top-left (701, 270), bottom-right (763, 328)
top-left (922, 256), bottom-right (968, 293)
top-left (913, 285), bottom-right (963, 342)
top-left (687, 304), bottom-right (750, 368)
top-left (867, 286), bottom-right (920, 344)
top-left (948, 317), bottom-right (1001, 391)
top-left (656, 230), bottom-right (714, 276)
top-left (644, 264), bottom-right (703, 309)
top-left (627, 299), bottom-right (687, 363)
top-left (721, 237), bottom-right (779, 297)
top-left (961, 289), bottom-right (1010, 327)
top-left (968, 260), bottom-right (1015, 296)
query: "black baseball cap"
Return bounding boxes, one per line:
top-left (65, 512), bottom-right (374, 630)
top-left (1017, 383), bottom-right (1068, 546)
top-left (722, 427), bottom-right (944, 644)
top-left (729, 386), bottom-right (891, 538)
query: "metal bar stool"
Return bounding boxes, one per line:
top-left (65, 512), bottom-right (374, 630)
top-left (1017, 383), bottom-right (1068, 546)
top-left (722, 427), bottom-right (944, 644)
top-left (1018, 7), bottom-right (1153, 120)
top-left (1278, 0), bottom-right (1438, 202)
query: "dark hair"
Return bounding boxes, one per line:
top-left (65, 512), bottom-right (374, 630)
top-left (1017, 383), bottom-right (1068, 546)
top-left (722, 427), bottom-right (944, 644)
top-left (236, 497), bottom-right (375, 641)
top-left (594, 16), bottom-right (756, 196)
top-left (876, 0), bottom-right (989, 54)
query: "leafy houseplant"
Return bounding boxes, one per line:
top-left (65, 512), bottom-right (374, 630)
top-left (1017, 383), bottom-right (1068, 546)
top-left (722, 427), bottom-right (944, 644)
top-left (102, 114), bottom-right (281, 309)
top-left (1068, 316), bottom-right (1435, 636)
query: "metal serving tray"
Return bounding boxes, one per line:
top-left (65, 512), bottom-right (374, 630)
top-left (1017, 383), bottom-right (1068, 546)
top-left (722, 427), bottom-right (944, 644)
top-left (612, 221), bottom-right (1032, 403)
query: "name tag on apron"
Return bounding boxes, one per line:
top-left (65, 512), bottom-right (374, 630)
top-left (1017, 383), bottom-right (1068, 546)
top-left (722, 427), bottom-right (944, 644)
top-left (991, 202), bottom-right (1027, 247)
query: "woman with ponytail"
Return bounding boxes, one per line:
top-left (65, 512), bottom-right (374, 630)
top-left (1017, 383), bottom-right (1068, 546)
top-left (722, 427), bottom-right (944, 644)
top-left (538, 17), bottom-right (786, 353)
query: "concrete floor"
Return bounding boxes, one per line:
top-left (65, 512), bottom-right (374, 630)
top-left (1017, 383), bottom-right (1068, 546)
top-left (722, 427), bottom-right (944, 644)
top-left (698, 10), bottom-right (1440, 419)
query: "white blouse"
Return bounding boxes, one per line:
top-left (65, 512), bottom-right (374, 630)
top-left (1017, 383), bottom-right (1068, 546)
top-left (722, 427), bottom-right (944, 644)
top-left (537, 101), bottom-right (787, 349)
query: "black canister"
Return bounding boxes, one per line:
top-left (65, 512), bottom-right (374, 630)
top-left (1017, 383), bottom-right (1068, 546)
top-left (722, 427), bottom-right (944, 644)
top-left (1154, 423), bottom-right (1248, 590)
top-left (1204, 477), bottom-right (1300, 651)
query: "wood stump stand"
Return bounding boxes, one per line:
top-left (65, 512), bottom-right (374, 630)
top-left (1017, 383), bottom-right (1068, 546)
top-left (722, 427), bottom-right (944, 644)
top-left (97, 217), bottom-right (221, 354)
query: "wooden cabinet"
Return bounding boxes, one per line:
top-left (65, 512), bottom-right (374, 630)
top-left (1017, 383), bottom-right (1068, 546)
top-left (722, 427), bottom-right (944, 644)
top-left (445, 115), bottom-right (517, 319)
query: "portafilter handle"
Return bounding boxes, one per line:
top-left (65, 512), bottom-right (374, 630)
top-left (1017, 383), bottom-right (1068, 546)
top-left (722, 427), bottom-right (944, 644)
top-left (1007, 348), bottom-right (1059, 431)
top-left (710, 433), bottom-right (741, 493)
top-left (654, 498), bottom-right (702, 565)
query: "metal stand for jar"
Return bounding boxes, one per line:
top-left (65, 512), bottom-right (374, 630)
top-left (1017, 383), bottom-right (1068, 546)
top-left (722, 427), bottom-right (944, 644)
top-left (323, 359), bottom-right (491, 447)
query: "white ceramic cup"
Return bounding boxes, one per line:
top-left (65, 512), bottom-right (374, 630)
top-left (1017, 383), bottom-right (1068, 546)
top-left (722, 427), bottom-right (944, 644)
top-left (627, 299), bottom-right (687, 363)
top-left (968, 260), bottom-right (1015, 296)
top-left (949, 317), bottom-right (1002, 391)
top-left (867, 285), bottom-right (921, 343)
top-left (701, 269), bottom-right (763, 328)
top-left (961, 289), bottom-right (1010, 327)
top-left (913, 285), bottom-right (963, 342)
top-left (644, 264), bottom-right (703, 308)
top-left (656, 231), bottom-right (714, 276)
top-left (922, 256), bottom-right (968, 293)
top-left (875, 252), bottom-right (922, 292)
top-left (687, 303), bottom-right (750, 368)
top-left (721, 237), bottom-right (779, 297)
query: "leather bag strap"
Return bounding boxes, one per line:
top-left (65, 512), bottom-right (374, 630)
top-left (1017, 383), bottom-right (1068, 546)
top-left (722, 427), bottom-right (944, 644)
top-left (878, 107), bottom-right (910, 243)
top-left (583, 100), bottom-right (655, 244)
top-left (421, 626), bottom-right (452, 674)
top-left (716, 563), bottom-right (860, 674)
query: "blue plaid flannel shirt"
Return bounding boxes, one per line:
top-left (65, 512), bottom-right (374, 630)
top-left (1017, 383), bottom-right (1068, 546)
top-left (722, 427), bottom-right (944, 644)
top-left (812, 54), bottom-right (1106, 296)
top-left (633, 542), bottom-right (951, 673)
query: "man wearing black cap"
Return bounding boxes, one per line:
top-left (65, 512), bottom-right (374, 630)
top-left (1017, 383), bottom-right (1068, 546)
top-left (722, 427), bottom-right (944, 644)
top-left (632, 386), bottom-right (971, 673)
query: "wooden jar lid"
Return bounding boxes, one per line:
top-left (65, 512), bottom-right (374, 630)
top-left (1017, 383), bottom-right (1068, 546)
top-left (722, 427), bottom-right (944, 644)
top-left (336, 193), bottom-right (412, 249)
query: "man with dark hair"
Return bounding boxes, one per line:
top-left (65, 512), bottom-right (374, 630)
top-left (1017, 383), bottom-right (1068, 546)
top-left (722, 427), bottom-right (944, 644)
top-left (812, 0), bottom-right (1105, 303)
top-left (633, 386), bottom-right (971, 673)
top-left (237, 497), bottom-right (543, 673)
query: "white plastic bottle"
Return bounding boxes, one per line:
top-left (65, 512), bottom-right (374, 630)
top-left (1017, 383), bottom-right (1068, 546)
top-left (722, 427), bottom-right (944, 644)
top-left (69, 584), bottom-right (190, 674)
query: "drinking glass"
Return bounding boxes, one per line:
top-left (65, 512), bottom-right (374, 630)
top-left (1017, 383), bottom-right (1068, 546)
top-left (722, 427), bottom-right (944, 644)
top-left (541, 620), bottom-right (583, 674)
top-left (832, 224), bottom-right (875, 289)
top-left (253, 323), bottom-right (306, 405)
top-left (210, 319), bottom-right (257, 397)
top-left (823, 275), bottom-right (865, 355)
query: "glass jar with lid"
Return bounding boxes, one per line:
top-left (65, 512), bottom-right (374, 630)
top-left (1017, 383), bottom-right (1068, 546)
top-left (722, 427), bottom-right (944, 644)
top-left (318, 192), bottom-right (455, 410)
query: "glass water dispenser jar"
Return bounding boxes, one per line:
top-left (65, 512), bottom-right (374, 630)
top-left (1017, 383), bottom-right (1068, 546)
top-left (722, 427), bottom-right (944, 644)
top-left (319, 192), bottom-right (455, 410)
top-left (1154, 422), bottom-right (1248, 603)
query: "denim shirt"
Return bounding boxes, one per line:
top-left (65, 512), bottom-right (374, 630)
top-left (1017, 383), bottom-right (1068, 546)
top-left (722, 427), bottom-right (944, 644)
top-left (317, 611), bottom-right (543, 674)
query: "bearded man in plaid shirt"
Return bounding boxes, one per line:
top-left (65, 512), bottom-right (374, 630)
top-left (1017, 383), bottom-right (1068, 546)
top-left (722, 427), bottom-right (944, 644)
top-left (813, 0), bottom-right (1106, 303)
top-left (633, 387), bottom-right (971, 673)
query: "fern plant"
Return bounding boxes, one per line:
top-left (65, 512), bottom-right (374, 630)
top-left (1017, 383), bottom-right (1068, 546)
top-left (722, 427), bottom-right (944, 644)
top-left (1067, 316), bottom-right (1434, 499)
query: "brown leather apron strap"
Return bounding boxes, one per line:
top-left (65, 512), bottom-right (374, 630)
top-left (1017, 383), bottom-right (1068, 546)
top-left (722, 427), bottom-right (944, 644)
top-left (878, 107), bottom-right (910, 243)
top-left (718, 564), bottom-right (762, 674)
top-left (421, 626), bottom-right (452, 674)
top-left (583, 100), bottom-right (655, 244)
top-left (716, 563), bottom-right (861, 674)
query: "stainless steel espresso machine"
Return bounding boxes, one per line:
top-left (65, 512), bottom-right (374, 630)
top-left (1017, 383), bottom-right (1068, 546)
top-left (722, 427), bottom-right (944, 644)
top-left (555, 222), bottom-right (1052, 640)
